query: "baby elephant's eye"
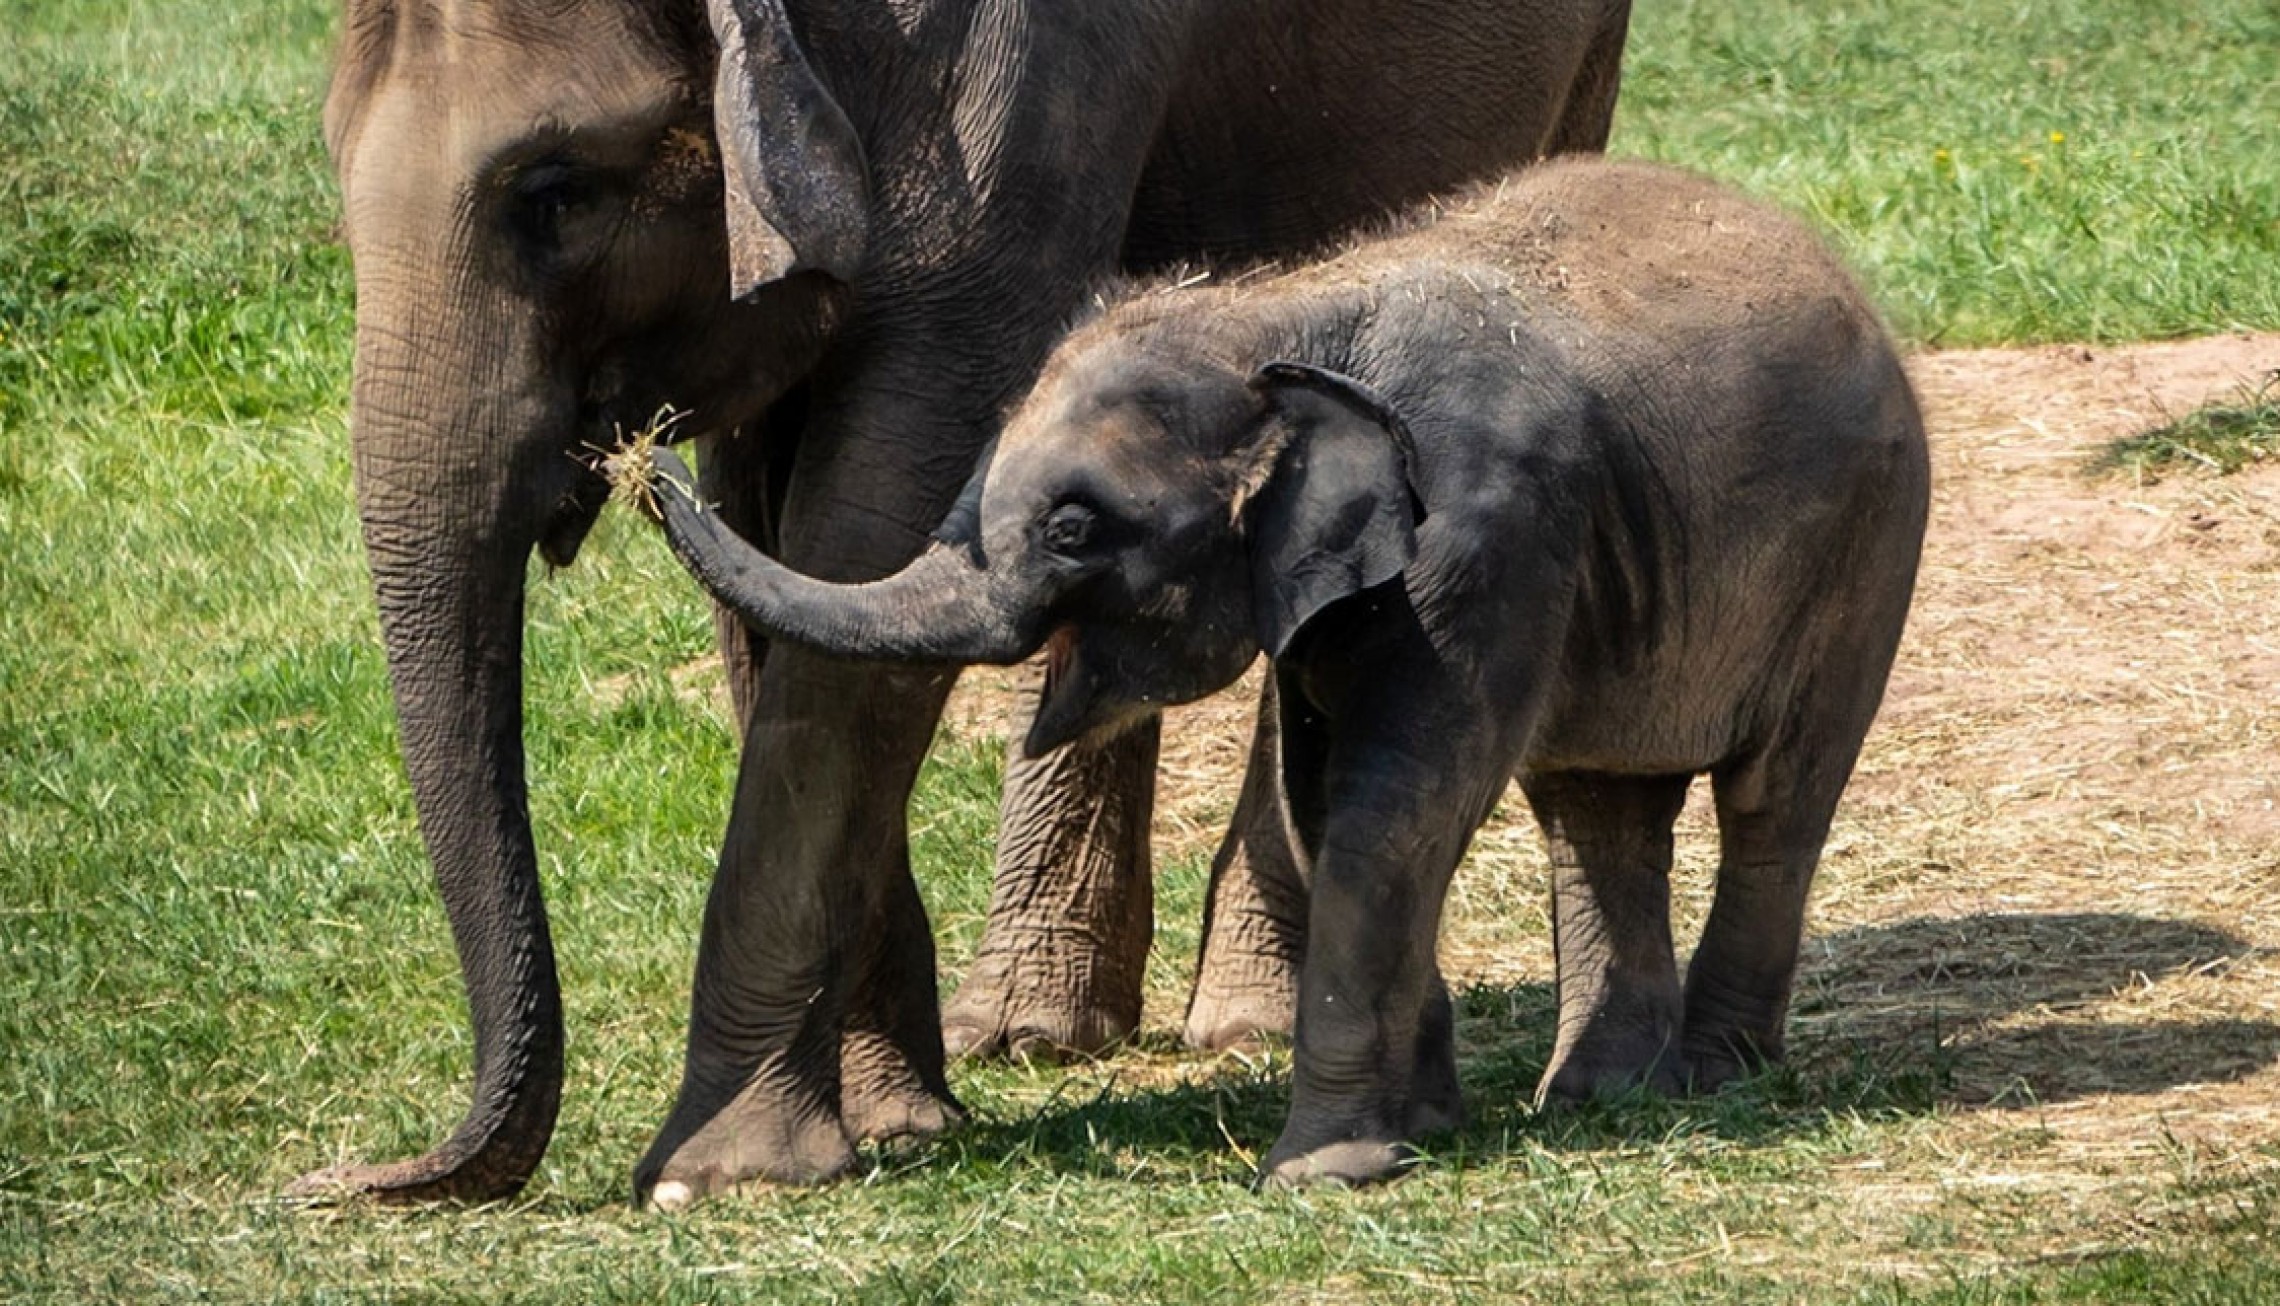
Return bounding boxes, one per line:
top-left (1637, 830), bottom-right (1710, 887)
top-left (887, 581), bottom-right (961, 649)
top-left (1039, 503), bottom-right (1099, 555)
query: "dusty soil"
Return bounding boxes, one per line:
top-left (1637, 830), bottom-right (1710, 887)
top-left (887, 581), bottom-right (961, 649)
top-left (941, 331), bottom-right (2280, 1260)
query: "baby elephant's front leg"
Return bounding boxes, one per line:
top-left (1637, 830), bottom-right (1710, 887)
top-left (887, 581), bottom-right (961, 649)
top-left (1261, 763), bottom-right (1488, 1188)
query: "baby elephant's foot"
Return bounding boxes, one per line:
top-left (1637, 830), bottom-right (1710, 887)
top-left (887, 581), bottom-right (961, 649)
top-left (1260, 1084), bottom-right (1459, 1188)
top-left (1536, 1017), bottom-right (1685, 1105)
top-left (1680, 1025), bottom-right (1782, 1095)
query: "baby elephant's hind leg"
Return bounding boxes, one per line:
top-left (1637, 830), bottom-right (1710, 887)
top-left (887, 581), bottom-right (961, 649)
top-left (1525, 771), bottom-right (1693, 1103)
top-left (1684, 731), bottom-right (1867, 1092)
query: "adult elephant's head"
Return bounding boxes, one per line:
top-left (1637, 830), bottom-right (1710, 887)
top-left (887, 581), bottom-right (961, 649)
top-left (297, 0), bottom-right (868, 1202)
top-left (633, 343), bottom-right (1423, 755)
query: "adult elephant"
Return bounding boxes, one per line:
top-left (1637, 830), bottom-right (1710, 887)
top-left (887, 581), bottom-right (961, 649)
top-left (299, 0), bottom-right (1632, 1206)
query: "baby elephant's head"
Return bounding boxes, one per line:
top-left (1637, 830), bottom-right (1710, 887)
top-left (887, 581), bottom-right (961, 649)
top-left (643, 338), bottom-right (1423, 756)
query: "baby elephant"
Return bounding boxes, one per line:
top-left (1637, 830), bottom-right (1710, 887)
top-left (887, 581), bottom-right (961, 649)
top-left (633, 159), bottom-right (1930, 1186)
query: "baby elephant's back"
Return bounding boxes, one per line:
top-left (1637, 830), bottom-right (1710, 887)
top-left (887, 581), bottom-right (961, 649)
top-left (1460, 161), bottom-right (1929, 773)
top-left (1465, 159), bottom-right (1892, 391)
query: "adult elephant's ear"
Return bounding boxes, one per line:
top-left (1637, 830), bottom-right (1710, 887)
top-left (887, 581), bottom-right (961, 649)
top-left (706, 0), bottom-right (871, 299)
top-left (1241, 362), bottom-right (1426, 657)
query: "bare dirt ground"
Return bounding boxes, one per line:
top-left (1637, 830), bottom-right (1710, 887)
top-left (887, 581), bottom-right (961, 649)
top-left (943, 331), bottom-right (2280, 1265)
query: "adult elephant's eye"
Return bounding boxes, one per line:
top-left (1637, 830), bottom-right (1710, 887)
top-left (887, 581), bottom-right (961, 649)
top-left (1039, 503), bottom-right (1098, 555)
top-left (513, 164), bottom-right (581, 226)
top-left (506, 161), bottom-right (612, 261)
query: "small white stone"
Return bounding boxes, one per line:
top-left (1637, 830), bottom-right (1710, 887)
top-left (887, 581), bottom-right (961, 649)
top-left (648, 1180), bottom-right (695, 1212)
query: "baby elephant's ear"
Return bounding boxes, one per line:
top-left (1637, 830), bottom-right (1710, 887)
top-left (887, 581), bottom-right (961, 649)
top-left (1243, 362), bottom-right (1425, 657)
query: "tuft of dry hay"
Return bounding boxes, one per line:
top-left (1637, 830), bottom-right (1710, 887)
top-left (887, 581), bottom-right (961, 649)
top-left (593, 404), bottom-right (695, 520)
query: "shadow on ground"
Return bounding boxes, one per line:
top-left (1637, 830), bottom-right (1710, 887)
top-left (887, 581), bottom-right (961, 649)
top-left (939, 911), bottom-right (2280, 1177)
top-left (1796, 910), bottom-right (2280, 1106)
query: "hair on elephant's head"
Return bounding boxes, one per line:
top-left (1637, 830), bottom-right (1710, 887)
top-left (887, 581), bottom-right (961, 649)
top-left (641, 333), bottom-right (1425, 757)
top-left (301, 0), bottom-right (876, 1202)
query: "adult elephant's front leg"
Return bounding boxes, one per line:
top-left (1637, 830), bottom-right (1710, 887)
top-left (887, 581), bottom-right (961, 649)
top-left (942, 693), bottom-right (1160, 1061)
top-left (694, 426), bottom-right (960, 1145)
top-left (638, 403), bottom-right (982, 1204)
top-left (636, 642), bottom-right (960, 1205)
top-left (633, 6), bottom-right (1188, 1191)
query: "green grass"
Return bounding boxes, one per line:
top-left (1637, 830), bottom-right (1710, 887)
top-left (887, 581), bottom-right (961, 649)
top-left (1616, 0), bottom-right (2280, 345)
top-left (2094, 377), bottom-right (2280, 479)
top-left (4, 0), bottom-right (2278, 1300)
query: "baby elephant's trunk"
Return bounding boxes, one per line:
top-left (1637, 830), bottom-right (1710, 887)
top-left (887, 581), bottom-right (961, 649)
top-left (638, 447), bottom-right (1041, 666)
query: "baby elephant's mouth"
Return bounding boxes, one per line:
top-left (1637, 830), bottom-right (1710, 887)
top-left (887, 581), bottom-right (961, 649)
top-left (1041, 624), bottom-right (1076, 697)
top-left (1026, 625), bottom-right (1103, 758)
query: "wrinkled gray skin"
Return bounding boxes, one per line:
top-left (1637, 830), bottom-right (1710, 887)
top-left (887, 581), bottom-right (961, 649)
top-left (304, 0), bottom-right (1634, 1204)
top-left (645, 159), bottom-right (1932, 1187)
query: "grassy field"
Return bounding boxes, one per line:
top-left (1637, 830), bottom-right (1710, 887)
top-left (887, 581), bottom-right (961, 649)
top-left (3, 0), bottom-right (2277, 1300)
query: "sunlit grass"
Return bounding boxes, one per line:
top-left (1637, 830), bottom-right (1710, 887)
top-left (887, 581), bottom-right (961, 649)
top-left (1615, 0), bottom-right (2280, 344)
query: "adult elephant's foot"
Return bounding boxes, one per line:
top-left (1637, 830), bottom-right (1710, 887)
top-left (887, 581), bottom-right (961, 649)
top-left (1679, 1038), bottom-right (1770, 1096)
top-left (1536, 1044), bottom-right (1687, 1104)
top-left (1181, 966), bottom-right (1295, 1054)
top-left (635, 1058), bottom-right (859, 1210)
top-left (944, 711), bottom-right (1159, 1062)
top-left (635, 901), bottom-right (965, 1206)
top-left (843, 857), bottom-right (967, 1147)
top-left (1677, 988), bottom-right (1785, 1095)
top-left (1180, 835), bottom-right (1302, 1052)
top-left (941, 944), bottom-right (1143, 1063)
top-left (841, 1027), bottom-right (965, 1150)
top-left (1182, 868), bottom-right (1301, 1052)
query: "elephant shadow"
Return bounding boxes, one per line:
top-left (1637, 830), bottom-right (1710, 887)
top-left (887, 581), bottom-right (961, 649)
top-left (1784, 910), bottom-right (2280, 1110)
top-left (947, 911), bottom-right (2280, 1173)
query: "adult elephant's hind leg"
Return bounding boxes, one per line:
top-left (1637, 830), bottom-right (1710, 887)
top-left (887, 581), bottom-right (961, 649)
top-left (1525, 771), bottom-right (1692, 1104)
top-left (943, 696), bottom-right (1159, 1061)
top-left (1185, 676), bottom-right (1307, 1052)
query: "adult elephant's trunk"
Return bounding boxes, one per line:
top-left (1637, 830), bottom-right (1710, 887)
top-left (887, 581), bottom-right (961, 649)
top-left (290, 316), bottom-right (583, 1203)
top-left (643, 447), bottom-right (1040, 665)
